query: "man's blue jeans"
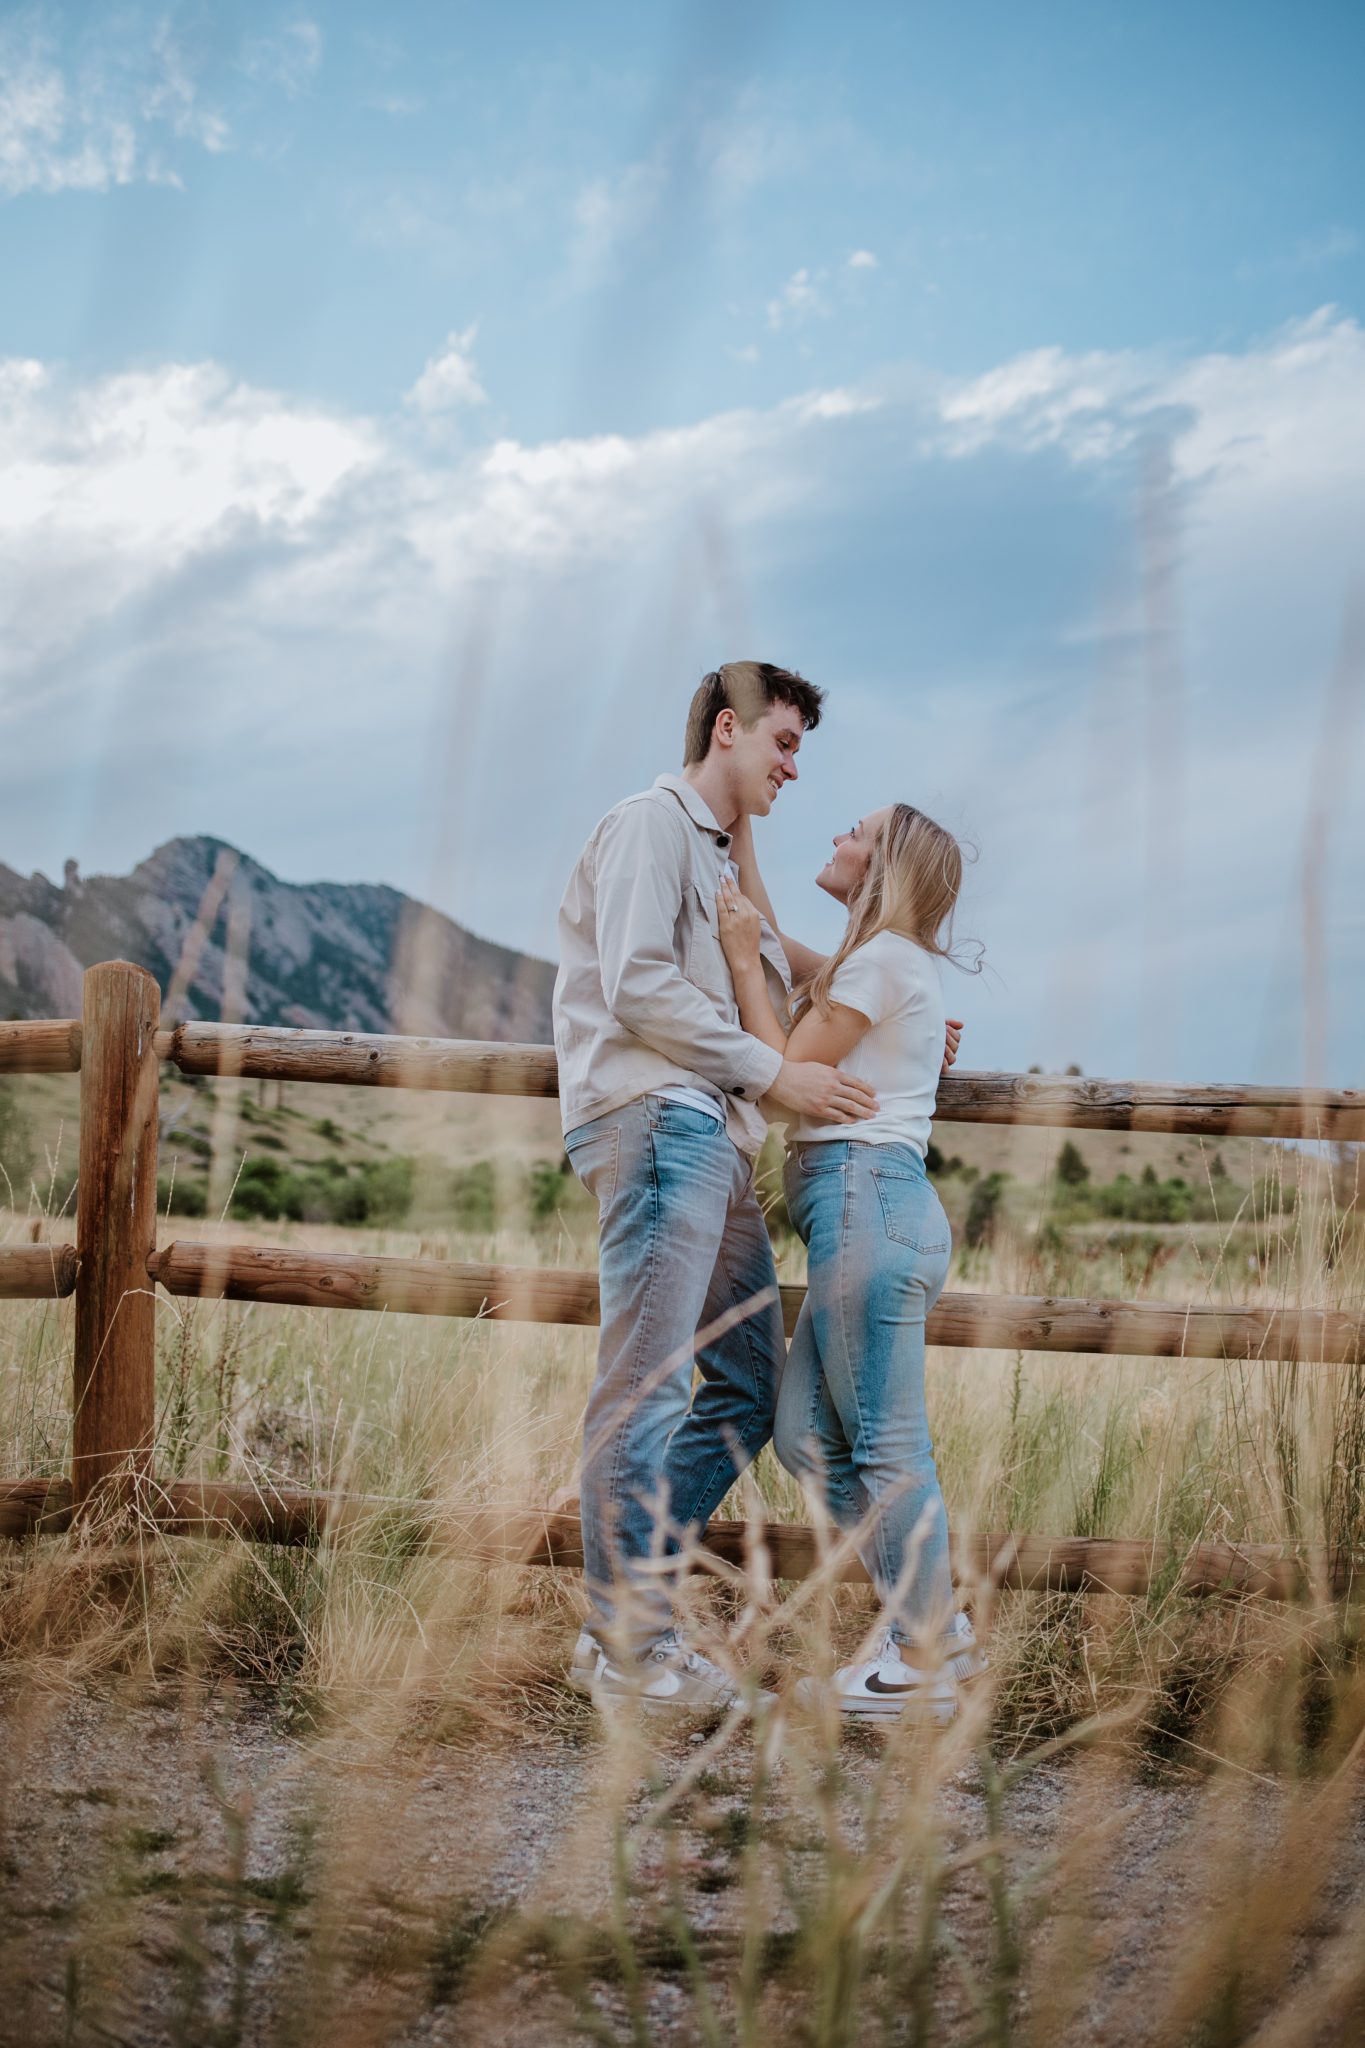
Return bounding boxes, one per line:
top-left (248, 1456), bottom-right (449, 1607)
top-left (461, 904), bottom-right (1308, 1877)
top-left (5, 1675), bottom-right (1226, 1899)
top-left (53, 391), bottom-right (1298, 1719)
top-left (566, 1094), bottom-right (784, 1656)
top-left (774, 1140), bottom-right (955, 1647)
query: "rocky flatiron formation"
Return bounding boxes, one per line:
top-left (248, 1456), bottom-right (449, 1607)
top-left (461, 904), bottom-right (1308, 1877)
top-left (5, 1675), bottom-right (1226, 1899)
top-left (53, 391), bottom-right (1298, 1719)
top-left (0, 837), bottom-right (555, 1042)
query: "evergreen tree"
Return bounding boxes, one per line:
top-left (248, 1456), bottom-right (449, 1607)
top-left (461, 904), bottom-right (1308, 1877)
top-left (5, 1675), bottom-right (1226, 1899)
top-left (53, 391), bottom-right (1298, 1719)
top-left (1056, 1140), bottom-right (1089, 1186)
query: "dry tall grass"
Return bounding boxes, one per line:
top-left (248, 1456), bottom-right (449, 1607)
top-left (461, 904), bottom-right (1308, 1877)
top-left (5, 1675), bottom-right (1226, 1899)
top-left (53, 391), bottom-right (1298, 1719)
top-left (1, 1147), bottom-right (1363, 2044)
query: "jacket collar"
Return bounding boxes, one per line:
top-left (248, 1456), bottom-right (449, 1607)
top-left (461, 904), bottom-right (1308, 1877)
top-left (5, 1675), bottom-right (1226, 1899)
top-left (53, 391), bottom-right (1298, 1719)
top-left (653, 773), bottom-right (732, 848)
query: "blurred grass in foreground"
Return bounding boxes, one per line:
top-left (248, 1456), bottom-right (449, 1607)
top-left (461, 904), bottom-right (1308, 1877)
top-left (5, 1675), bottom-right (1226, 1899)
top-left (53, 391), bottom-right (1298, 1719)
top-left (0, 1115), bottom-right (1362, 2043)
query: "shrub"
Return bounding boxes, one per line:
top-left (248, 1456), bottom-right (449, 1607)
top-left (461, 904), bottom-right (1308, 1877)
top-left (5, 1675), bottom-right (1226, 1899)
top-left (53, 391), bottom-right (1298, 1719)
top-left (229, 1157), bottom-right (289, 1220)
top-left (526, 1158), bottom-right (569, 1223)
top-left (1095, 1172), bottom-right (1193, 1224)
top-left (224, 1153), bottom-right (415, 1227)
top-left (157, 1172), bottom-right (207, 1218)
top-left (964, 1171), bottom-right (1007, 1249)
top-left (450, 1160), bottom-right (496, 1232)
top-left (1056, 1140), bottom-right (1089, 1186)
top-left (358, 1156), bottom-right (415, 1227)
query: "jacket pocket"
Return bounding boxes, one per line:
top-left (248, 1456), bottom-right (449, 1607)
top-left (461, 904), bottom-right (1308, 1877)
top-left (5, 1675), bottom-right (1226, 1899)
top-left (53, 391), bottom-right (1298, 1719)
top-left (687, 881), bottom-right (731, 1001)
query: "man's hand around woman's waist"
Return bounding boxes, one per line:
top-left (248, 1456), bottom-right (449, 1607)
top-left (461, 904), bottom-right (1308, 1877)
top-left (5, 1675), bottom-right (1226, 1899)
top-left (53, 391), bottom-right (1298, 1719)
top-left (768, 1061), bottom-right (878, 1123)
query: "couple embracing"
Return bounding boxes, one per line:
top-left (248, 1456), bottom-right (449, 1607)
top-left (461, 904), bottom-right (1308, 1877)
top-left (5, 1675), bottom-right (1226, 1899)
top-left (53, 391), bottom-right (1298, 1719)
top-left (552, 661), bottom-right (985, 1722)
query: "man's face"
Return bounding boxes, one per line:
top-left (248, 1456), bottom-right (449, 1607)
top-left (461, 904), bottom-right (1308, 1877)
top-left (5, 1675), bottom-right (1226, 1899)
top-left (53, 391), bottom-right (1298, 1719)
top-left (728, 700), bottom-right (805, 817)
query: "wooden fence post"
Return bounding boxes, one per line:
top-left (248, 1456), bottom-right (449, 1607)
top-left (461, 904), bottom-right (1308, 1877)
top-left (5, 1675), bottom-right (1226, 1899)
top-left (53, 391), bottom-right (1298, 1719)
top-left (73, 961), bottom-right (160, 1515)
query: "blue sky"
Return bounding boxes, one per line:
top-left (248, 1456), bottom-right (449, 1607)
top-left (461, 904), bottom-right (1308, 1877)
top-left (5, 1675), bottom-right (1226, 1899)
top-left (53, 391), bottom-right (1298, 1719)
top-left (2, 1), bottom-right (1364, 1086)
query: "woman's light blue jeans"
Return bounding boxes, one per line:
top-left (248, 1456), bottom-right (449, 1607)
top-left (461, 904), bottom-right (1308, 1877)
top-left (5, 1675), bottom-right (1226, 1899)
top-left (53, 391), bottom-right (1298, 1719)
top-left (774, 1139), bottom-right (955, 1648)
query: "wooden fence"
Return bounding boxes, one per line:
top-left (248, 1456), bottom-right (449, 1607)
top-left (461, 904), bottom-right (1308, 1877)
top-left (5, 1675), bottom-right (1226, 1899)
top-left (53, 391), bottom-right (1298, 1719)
top-left (2, 959), bottom-right (1363, 1601)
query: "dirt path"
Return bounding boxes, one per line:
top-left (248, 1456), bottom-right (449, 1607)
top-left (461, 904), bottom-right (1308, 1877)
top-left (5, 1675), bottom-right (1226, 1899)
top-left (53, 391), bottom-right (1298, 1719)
top-left (2, 1685), bottom-right (1362, 2046)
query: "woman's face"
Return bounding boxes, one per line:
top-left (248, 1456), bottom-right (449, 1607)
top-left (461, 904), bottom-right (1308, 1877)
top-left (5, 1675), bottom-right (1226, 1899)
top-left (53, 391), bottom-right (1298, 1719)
top-left (817, 806), bottom-right (891, 903)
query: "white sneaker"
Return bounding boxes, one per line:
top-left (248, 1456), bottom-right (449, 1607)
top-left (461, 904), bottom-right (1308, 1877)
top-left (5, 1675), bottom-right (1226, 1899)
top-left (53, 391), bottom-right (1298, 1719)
top-left (592, 1632), bottom-right (757, 1713)
top-left (795, 1633), bottom-right (957, 1724)
top-left (944, 1611), bottom-right (989, 1685)
top-left (568, 1626), bottom-right (603, 1695)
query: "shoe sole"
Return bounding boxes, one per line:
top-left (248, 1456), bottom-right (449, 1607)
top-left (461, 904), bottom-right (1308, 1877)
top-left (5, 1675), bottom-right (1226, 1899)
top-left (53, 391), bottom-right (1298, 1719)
top-left (840, 1698), bottom-right (957, 1725)
top-left (590, 1684), bottom-right (742, 1715)
top-left (590, 1672), bottom-right (775, 1715)
top-left (794, 1682), bottom-right (956, 1725)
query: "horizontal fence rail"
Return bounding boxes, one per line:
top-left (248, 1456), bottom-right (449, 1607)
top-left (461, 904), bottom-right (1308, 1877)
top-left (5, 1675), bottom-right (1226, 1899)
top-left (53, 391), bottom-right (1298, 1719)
top-left (4, 1014), bottom-right (1363, 1138)
top-left (0, 1480), bottom-right (1355, 1599)
top-left (0, 1018), bottom-right (83, 1076)
top-left (2, 965), bottom-right (1362, 1606)
top-left (141, 1242), bottom-right (1365, 1367)
top-left (0, 1245), bottom-right (78, 1298)
top-left (10, 1235), bottom-right (1361, 1366)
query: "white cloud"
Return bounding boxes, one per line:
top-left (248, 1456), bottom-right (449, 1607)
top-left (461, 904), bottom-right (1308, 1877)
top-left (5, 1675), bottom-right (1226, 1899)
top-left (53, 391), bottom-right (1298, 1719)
top-left (405, 328), bottom-right (488, 414)
top-left (766, 265), bottom-right (826, 330)
top-left (792, 387), bottom-right (881, 422)
top-left (141, 21), bottom-right (229, 152)
top-left (570, 155), bottom-right (665, 278)
top-left (3, 318), bottom-right (1363, 1083)
top-left (0, 360), bottom-right (379, 666)
top-left (241, 18), bottom-right (323, 98)
top-left (847, 248), bottom-right (878, 270)
top-left (0, 15), bottom-right (228, 198)
top-left (934, 308), bottom-right (1365, 508)
top-left (0, 352), bottom-right (874, 674)
top-left (936, 344), bottom-right (1145, 461)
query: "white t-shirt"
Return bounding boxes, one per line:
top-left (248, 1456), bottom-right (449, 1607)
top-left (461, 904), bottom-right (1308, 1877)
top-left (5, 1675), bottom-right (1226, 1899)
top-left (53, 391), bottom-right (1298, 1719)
top-left (790, 930), bottom-right (946, 1158)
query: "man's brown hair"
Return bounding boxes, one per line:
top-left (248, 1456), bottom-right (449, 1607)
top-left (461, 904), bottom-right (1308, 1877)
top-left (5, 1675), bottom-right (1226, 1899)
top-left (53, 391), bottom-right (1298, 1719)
top-left (682, 661), bottom-right (825, 767)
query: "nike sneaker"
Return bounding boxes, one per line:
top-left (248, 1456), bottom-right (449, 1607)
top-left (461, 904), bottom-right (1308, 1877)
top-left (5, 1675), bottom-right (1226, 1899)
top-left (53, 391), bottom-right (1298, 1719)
top-left (795, 1632), bottom-right (958, 1724)
top-left (592, 1631), bottom-right (758, 1713)
top-left (945, 1611), bottom-right (989, 1685)
top-left (568, 1626), bottom-right (603, 1695)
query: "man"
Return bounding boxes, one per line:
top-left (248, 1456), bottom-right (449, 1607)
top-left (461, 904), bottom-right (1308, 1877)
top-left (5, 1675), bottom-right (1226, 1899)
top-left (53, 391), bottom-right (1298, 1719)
top-left (554, 661), bottom-right (878, 1708)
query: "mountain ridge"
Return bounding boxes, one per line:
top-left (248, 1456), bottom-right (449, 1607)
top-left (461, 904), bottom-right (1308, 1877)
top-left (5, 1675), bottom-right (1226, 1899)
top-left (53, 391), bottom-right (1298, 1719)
top-left (0, 836), bottom-right (555, 1043)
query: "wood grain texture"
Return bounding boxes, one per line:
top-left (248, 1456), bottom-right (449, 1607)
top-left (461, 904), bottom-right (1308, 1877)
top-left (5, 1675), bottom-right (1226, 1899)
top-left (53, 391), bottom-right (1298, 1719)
top-left (0, 1244), bottom-right (78, 1298)
top-left (152, 1023), bottom-right (1365, 1138)
top-left (149, 1243), bottom-right (1365, 1366)
top-left (0, 1019), bottom-right (81, 1074)
top-left (149, 1243), bottom-right (605, 1324)
top-left (2, 1478), bottom-right (1356, 1597)
top-left (73, 963), bottom-right (160, 1511)
top-left (934, 1071), bottom-right (1365, 1140)
top-left (162, 1023), bottom-right (559, 1097)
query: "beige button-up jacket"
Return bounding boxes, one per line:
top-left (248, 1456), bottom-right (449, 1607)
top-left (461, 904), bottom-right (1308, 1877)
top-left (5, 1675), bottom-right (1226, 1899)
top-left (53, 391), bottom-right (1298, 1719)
top-left (553, 775), bottom-right (792, 1155)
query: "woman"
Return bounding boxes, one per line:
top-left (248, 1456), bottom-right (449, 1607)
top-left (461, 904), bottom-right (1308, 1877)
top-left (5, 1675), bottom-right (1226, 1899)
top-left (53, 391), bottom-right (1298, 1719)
top-left (717, 805), bottom-right (985, 1721)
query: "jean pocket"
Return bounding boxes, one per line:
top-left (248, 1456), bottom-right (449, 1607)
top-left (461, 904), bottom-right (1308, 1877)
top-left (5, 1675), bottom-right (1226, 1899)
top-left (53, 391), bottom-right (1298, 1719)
top-left (796, 1147), bottom-right (845, 1175)
top-left (565, 1121), bottom-right (621, 1206)
top-left (871, 1170), bottom-right (951, 1253)
top-left (650, 1097), bottom-right (724, 1138)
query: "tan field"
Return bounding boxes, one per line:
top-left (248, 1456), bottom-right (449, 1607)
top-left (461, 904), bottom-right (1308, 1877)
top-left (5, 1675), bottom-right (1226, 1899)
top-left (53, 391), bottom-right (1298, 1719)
top-left (2, 1055), bottom-right (1363, 2045)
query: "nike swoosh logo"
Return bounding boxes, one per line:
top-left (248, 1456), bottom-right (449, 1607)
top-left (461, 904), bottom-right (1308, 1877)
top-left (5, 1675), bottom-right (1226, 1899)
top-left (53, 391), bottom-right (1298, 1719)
top-left (864, 1671), bottom-right (923, 1694)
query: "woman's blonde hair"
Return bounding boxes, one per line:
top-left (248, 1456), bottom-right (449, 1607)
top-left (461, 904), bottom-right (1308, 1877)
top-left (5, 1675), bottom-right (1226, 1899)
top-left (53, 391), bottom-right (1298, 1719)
top-left (798, 804), bottom-right (973, 1018)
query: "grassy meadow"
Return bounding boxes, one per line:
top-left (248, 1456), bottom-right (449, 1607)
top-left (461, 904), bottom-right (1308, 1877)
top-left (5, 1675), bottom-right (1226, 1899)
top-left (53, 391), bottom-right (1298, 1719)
top-left (0, 1071), bottom-right (1363, 2044)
